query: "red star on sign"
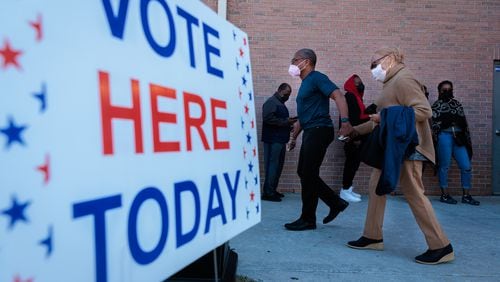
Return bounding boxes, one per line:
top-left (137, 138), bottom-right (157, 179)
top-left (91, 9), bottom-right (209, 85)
top-left (0, 39), bottom-right (23, 70)
top-left (253, 147), bottom-right (257, 157)
top-left (36, 154), bottom-right (50, 185)
top-left (244, 104), bottom-right (249, 114)
top-left (29, 14), bottom-right (43, 42)
top-left (239, 48), bottom-right (244, 57)
top-left (250, 191), bottom-right (255, 201)
top-left (243, 38), bottom-right (247, 46)
top-left (250, 119), bottom-right (255, 129)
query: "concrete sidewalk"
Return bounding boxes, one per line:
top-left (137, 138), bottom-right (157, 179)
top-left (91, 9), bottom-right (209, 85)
top-left (231, 193), bottom-right (500, 281)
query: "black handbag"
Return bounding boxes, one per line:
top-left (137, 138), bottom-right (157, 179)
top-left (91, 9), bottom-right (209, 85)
top-left (360, 125), bottom-right (384, 169)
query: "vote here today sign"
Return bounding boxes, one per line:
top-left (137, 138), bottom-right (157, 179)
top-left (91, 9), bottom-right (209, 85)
top-left (0, 1), bottom-right (261, 281)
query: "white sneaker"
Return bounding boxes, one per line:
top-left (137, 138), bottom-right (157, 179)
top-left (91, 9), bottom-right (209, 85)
top-left (340, 188), bottom-right (361, 203)
top-left (346, 186), bottom-right (361, 198)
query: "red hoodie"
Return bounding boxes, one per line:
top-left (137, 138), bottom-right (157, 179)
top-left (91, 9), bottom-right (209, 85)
top-left (344, 74), bottom-right (369, 121)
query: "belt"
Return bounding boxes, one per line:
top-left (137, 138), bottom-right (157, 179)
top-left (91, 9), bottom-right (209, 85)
top-left (442, 126), bottom-right (462, 133)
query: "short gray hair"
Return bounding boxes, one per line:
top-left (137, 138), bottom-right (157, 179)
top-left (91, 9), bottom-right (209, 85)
top-left (297, 48), bottom-right (317, 67)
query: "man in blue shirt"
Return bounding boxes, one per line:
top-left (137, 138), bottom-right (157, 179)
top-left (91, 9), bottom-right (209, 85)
top-left (261, 83), bottom-right (297, 202)
top-left (285, 48), bottom-right (353, 231)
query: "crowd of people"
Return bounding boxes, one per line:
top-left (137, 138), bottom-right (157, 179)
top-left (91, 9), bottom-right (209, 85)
top-left (260, 47), bottom-right (479, 265)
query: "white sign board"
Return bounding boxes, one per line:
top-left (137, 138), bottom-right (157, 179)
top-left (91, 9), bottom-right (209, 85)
top-left (0, 1), bottom-right (260, 281)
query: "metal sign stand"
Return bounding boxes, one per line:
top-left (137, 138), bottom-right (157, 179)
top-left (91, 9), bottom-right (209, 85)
top-left (213, 249), bottom-right (219, 281)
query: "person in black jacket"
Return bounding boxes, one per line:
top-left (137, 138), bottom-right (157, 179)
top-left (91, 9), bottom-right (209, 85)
top-left (261, 83), bottom-right (297, 202)
top-left (339, 74), bottom-right (370, 202)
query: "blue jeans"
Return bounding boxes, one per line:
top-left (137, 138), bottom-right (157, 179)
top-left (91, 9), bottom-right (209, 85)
top-left (263, 142), bottom-right (286, 196)
top-left (437, 132), bottom-right (472, 189)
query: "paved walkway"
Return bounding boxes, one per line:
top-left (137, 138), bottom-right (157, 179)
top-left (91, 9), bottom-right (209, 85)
top-left (231, 193), bottom-right (500, 281)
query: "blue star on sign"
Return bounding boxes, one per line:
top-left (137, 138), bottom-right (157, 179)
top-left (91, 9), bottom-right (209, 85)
top-left (236, 58), bottom-right (240, 70)
top-left (33, 82), bottom-right (47, 113)
top-left (245, 177), bottom-right (249, 189)
top-left (248, 92), bottom-right (253, 101)
top-left (2, 195), bottom-right (31, 230)
top-left (233, 30), bottom-right (237, 41)
top-left (241, 75), bottom-right (247, 86)
top-left (0, 116), bottom-right (28, 148)
top-left (256, 203), bottom-right (260, 213)
top-left (39, 225), bottom-right (53, 257)
top-left (241, 118), bottom-right (245, 129)
top-left (246, 133), bottom-right (252, 143)
top-left (248, 161), bottom-right (253, 172)
top-left (246, 64), bottom-right (250, 73)
top-left (254, 175), bottom-right (258, 185)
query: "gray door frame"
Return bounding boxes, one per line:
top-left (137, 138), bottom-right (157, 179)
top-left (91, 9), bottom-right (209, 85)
top-left (493, 61), bottom-right (500, 195)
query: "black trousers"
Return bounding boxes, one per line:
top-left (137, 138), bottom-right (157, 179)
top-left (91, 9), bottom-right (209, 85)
top-left (342, 141), bottom-right (363, 189)
top-left (297, 126), bottom-right (341, 223)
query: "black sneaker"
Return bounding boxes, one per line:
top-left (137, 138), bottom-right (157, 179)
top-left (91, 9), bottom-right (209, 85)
top-left (415, 244), bottom-right (455, 265)
top-left (284, 218), bottom-right (316, 231)
top-left (347, 236), bottom-right (384, 250)
top-left (261, 194), bottom-right (282, 202)
top-left (462, 195), bottom-right (480, 206)
top-left (440, 194), bottom-right (457, 204)
top-left (276, 191), bottom-right (285, 198)
top-left (323, 198), bottom-right (349, 224)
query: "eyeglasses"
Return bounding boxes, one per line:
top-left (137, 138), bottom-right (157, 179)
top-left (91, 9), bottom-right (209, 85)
top-left (370, 55), bottom-right (389, 69)
top-left (291, 57), bottom-right (304, 64)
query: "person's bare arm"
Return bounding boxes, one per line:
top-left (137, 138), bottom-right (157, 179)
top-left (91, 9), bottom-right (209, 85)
top-left (287, 121), bottom-right (302, 151)
top-left (330, 89), bottom-right (353, 136)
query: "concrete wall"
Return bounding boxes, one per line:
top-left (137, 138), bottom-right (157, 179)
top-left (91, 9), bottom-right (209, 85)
top-left (203, 0), bottom-right (500, 195)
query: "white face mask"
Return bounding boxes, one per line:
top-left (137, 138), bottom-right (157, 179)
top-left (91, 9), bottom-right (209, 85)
top-left (371, 64), bottom-right (387, 82)
top-left (288, 60), bottom-right (306, 77)
top-left (288, 64), bottom-right (301, 77)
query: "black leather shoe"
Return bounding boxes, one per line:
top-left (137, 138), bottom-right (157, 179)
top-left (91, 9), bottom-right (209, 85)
top-left (276, 191), bottom-right (285, 198)
top-left (462, 195), bottom-right (480, 205)
top-left (323, 198), bottom-right (349, 224)
top-left (347, 236), bottom-right (384, 250)
top-left (440, 194), bottom-right (457, 204)
top-left (415, 244), bottom-right (455, 265)
top-left (284, 218), bottom-right (316, 231)
top-left (261, 194), bottom-right (282, 202)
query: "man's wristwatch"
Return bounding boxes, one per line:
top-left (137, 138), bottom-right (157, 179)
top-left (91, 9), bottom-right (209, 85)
top-left (340, 117), bottom-right (350, 123)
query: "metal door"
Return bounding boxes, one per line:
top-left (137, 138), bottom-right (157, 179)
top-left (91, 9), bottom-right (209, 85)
top-left (493, 61), bottom-right (500, 194)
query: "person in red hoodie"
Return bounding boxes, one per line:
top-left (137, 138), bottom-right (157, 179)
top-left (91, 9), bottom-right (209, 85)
top-left (339, 75), bottom-right (370, 202)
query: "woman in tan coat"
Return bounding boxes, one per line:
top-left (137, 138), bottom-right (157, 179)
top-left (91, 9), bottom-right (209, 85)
top-left (346, 47), bottom-right (454, 265)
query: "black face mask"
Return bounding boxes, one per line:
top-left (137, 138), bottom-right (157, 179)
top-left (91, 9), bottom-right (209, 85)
top-left (280, 95), bottom-right (290, 103)
top-left (356, 83), bottom-right (365, 93)
top-left (439, 89), bottom-right (454, 100)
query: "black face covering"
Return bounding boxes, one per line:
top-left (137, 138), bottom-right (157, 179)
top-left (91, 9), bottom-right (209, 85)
top-left (280, 94), bottom-right (290, 103)
top-left (439, 89), bottom-right (454, 100)
top-left (356, 83), bottom-right (365, 93)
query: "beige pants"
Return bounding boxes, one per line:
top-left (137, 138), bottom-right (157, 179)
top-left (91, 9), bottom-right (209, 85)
top-left (363, 160), bottom-right (450, 249)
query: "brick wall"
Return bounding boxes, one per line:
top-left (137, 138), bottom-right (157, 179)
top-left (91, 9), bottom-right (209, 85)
top-left (203, 0), bottom-right (500, 196)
